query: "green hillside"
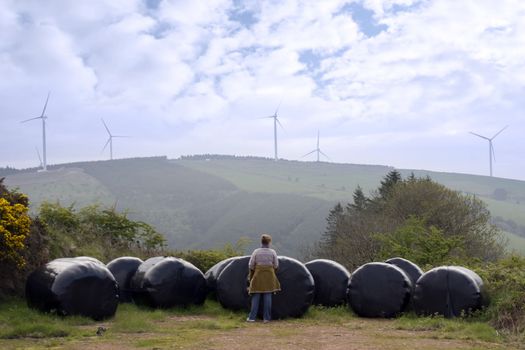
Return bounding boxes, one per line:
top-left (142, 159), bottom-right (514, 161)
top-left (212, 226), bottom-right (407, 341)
top-left (4, 167), bottom-right (115, 209)
top-left (4, 155), bottom-right (525, 255)
top-left (175, 157), bottom-right (389, 201)
top-left (503, 231), bottom-right (525, 254)
top-left (177, 157), bottom-right (525, 226)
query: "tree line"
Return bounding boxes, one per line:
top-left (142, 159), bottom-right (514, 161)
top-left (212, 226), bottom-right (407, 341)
top-left (311, 170), bottom-right (506, 269)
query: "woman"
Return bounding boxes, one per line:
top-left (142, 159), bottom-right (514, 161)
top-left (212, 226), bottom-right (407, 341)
top-left (247, 234), bottom-right (281, 323)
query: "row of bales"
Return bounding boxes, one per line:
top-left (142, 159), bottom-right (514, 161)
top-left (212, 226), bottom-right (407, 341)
top-left (25, 255), bottom-right (487, 321)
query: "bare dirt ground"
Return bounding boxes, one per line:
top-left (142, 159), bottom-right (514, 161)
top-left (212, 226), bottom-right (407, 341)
top-left (204, 323), bottom-right (503, 350)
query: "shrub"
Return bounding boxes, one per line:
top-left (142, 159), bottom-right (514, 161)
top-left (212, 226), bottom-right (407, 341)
top-left (476, 256), bottom-right (525, 339)
top-left (0, 179), bottom-right (49, 298)
top-left (0, 198), bottom-right (31, 267)
top-left (0, 181), bottom-right (31, 268)
top-left (39, 202), bottom-right (167, 262)
top-left (170, 237), bottom-right (250, 272)
top-left (375, 216), bottom-right (465, 266)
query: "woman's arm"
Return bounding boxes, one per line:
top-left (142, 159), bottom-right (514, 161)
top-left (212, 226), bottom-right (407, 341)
top-left (272, 249), bottom-right (279, 270)
top-left (248, 249), bottom-right (257, 270)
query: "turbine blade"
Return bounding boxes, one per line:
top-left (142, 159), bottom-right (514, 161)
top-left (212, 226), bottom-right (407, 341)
top-left (101, 138), bottom-right (111, 153)
top-left (469, 132), bottom-right (490, 141)
top-left (257, 116), bottom-right (274, 119)
top-left (276, 118), bottom-right (285, 131)
top-left (101, 118), bottom-right (111, 136)
top-left (36, 147), bottom-right (42, 165)
top-left (112, 135), bottom-right (130, 138)
top-left (41, 92), bottom-right (50, 117)
top-left (491, 125), bottom-right (508, 140)
top-left (319, 150), bottom-right (331, 160)
top-left (20, 116), bottom-right (42, 123)
top-left (301, 150), bottom-right (317, 158)
top-left (274, 99), bottom-right (282, 117)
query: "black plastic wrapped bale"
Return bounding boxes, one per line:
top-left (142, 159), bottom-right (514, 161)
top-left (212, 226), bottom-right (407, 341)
top-left (305, 259), bottom-right (350, 307)
top-left (107, 257), bottom-right (144, 303)
top-left (347, 262), bottom-right (412, 318)
top-left (385, 257), bottom-right (423, 289)
top-left (130, 256), bottom-right (207, 308)
top-left (216, 256), bottom-right (251, 311)
top-left (413, 266), bottom-right (487, 318)
top-left (75, 256), bottom-right (105, 265)
top-left (217, 256), bottom-right (315, 319)
top-left (270, 256), bottom-right (315, 319)
top-left (204, 257), bottom-right (239, 299)
top-left (26, 257), bottom-right (118, 320)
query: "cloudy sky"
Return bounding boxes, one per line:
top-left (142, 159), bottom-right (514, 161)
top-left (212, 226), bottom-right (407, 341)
top-left (1, 0), bottom-right (524, 180)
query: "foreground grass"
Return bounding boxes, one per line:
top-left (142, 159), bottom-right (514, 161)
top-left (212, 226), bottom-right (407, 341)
top-left (301, 306), bottom-right (502, 342)
top-left (0, 298), bottom-right (246, 349)
top-left (0, 298), bottom-right (522, 350)
top-left (0, 298), bottom-right (95, 340)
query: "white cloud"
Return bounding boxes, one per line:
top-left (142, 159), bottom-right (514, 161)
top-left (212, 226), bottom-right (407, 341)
top-left (1, 0), bottom-right (524, 179)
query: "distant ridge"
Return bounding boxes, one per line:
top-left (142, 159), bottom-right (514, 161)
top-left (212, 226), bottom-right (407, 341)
top-left (178, 154), bottom-right (394, 169)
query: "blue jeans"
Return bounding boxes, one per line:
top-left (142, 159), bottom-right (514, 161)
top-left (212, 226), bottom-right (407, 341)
top-left (248, 293), bottom-right (272, 321)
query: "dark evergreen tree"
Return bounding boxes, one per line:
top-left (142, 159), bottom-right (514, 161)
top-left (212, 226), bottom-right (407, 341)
top-left (320, 203), bottom-right (344, 249)
top-left (350, 185), bottom-right (368, 211)
top-left (378, 170), bottom-right (402, 199)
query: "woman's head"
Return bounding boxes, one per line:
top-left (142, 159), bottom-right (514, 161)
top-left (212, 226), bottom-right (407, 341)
top-left (261, 234), bottom-right (272, 246)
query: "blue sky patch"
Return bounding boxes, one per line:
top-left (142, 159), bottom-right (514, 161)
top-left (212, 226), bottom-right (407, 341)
top-left (229, 1), bottom-right (258, 28)
top-left (342, 2), bottom-right (388, 37)
top-left (299, 49), bottom-right (321, 71)
top-left (391, 1), bottom-right (425, 14)
top-left (145, 0), bottom-right (161, 10)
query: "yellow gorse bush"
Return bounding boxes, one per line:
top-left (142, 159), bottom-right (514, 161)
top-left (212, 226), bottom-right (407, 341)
top-left (0, 197), bottom-right (31, 267)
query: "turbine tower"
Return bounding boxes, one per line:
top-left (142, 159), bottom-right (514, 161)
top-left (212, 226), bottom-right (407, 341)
top-left (21, 92), bottom-right (50, 171)
top-left (302, 130), bottom-right (330, 162)
top-left (260, 102), bottom-right (284, 161)
top-left (101, 119), bottom-right (128, 160)
top-left (470, 126), bottom-right (508, 177)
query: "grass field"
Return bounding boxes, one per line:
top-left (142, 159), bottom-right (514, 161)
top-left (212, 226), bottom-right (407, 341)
top-left (176, 158), bottom-right (390, 201)
top-left (4, 167), bottom-right (115, 212)
top-left (502, 231), bottom-right (525, 254)
top-left (483, 197), bottom-right (525, 226)
top-left (1, 298), bottom-right (522, 350)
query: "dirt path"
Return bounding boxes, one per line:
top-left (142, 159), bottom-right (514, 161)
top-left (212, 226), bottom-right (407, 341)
top-left (205, 323), bottom-right (499, 350)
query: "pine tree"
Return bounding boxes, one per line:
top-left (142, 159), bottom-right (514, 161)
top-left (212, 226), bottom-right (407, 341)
top-left (321, 203), bottom-right (344, 248)
top-left (350, 185), bottom-right (368, 211)
top-left (378, 170), bottom-right (402, 199)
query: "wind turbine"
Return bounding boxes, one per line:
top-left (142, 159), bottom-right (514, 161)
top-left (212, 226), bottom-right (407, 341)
top-left (302, 130), bottom-right (330, 162)
top-left (101, 119), bottom-right (128, 160)
top-left (21, 92), bottom-right (50, 171)
top-left (260, 102), bottom-right (284, 161)
top-left (469, 126), bottom-right (508, 177)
